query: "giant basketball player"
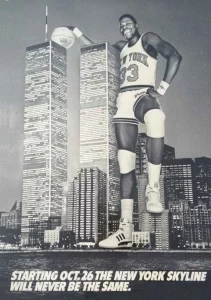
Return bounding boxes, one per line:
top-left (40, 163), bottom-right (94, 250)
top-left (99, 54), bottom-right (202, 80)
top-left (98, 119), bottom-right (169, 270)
top-left (62, 14), bottom-right (182, 249)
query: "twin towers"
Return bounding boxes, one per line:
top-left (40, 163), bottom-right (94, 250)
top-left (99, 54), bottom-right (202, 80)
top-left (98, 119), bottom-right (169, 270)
top-left (21, 39), bottom-right (121, 245)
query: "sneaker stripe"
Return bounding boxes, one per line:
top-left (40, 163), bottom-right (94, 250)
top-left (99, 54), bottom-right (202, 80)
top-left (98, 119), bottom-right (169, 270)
top-left (121, 234), bottom-right (125, 240)
top-left (119, 241), bottom-right (132, 246)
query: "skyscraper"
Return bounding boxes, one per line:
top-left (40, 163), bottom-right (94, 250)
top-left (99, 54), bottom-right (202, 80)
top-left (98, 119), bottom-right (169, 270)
top-left (76, 168), bottom-right (107, 243)
top-left (80, 42), bottom-right (120, 233)
top-left (62, 168), bottom-right (107, 243)
top-left (184, 205), bottom-right (211, 248)
top-left (162, 144), bottom-right (175, 162)
top-left (21, 41), bottom-right (67, 245)
top-left (168, 200), bottom-right (189, 249)
top-left (61, 179), bottom-right (77, 232)
top-left (195, 157), bottom-right (211, 208)
top-left (161, 158), bottom-right (196, 206)
top-left (61, 177), bottom-right (77, 232)
top-left (135, 133), bottom-right (148, 176)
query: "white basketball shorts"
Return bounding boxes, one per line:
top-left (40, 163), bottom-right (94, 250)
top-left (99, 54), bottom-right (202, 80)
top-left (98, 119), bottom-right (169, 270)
top-left (113, 88), bottom-right (148, 125)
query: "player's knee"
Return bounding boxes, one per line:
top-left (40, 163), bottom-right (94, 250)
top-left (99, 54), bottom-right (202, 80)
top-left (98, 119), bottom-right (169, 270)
top-left (117, 150), bottom-right (136, 174)
top-left (144, 109), bottom-right (165, 138)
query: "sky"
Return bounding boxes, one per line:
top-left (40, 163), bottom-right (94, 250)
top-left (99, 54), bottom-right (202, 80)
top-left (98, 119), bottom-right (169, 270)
top-left (0, 0), bottom-right (211, 211)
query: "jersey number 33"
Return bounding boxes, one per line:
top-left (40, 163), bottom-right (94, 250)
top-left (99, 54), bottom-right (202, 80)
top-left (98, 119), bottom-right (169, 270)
top-left (120, 63), bottom-right (139, 84)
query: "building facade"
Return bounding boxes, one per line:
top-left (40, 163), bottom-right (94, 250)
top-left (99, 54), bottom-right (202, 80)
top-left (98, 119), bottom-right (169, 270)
top-left (1, 201), bottom-right (21, 229)
top-left (168, 200), bottom-right (189, 249)
top-left (28, 216), bottom-right (61, 246)
top-left (61, 181), bottom-right (77, 232)
top-left (44, 226), bottom-right (62, 244)
top-left (62, 168), bottom-right (107, 243)
top-left (184, 206), bottom-right (211, 248)
top-left (21, 41), bottom-right (67, 245)
top-left (162, 144), bottom-right (176, 162)
top-left (60, 230), bottom-right (75, 249)
top-left (161, 158), bottom-right (196, 206)
top-left (195, 157), bottom-right (211, 208)
top-left (75, 168), bottom-right (107, 243)
top-left (80, 43), bottom-right (120, 233)
top-left (132, 231), bottom-right (155, 248)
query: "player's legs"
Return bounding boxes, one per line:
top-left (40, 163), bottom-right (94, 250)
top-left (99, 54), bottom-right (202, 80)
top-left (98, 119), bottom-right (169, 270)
top-left (134, 94), bottom-right (165, 213)
top-left (99, 123), bottom-right (138, 249)
top-left (115, 123), bottom-right (138, 222)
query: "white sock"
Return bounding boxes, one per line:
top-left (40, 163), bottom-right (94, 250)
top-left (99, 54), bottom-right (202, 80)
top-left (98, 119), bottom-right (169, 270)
top-left (148, 162), bottom-right (161, 186)
top-left (121, 199), bottom-right (133, 223)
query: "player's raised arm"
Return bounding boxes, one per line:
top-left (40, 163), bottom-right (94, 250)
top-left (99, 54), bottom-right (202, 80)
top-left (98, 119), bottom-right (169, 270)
top-left (143, 32), bottom-right (182, 97)
top-left (65, 26), bottom-right (94, 46)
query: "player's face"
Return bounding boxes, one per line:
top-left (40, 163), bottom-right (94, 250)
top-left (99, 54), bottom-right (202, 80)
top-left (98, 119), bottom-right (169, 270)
top-left (119, 17), bottom-right (138, 40)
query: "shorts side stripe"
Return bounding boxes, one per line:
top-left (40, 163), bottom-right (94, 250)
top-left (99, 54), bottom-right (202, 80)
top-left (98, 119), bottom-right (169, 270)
top-left (133, 93), bottom-right (148, 113)
top-left (120, 85), bottom-right (153, 92)
top-left (113, 117), bottom-right (139, 125)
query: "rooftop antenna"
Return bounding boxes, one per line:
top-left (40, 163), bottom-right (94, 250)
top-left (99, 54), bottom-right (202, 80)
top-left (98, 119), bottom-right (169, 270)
top-left (45, 6), bottom-right (48, 41)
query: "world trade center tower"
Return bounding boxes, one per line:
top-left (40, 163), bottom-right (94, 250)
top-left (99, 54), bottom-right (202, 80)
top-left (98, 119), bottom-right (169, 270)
top-left (21, 41), bottom-right (67, 245)
top-left (80, 43), bottom-right (120, 233)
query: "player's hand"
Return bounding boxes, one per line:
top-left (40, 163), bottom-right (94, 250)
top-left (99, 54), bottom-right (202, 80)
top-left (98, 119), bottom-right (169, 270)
top-left (64, 26), bottom-right (75, 31)
top-left (147, 87), bottom-right (162, 98)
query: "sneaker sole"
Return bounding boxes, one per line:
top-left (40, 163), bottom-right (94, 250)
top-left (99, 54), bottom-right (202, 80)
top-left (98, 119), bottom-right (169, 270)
top-left (99, 242), bottom-right (132, 249)
top-left (146, 208), bottom-right (163, 214)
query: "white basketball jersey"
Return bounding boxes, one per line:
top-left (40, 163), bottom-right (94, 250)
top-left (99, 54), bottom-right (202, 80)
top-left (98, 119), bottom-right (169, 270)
top-left (120, 36), bottom-right (157, 90)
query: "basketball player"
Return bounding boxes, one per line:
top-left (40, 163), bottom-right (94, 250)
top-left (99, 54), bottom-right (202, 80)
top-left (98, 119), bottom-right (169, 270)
top-left (63, 14), bottom-right (182, 248)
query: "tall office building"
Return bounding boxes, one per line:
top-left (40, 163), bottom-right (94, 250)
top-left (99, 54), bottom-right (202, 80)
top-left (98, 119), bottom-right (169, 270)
top-left (61, 180), bottom-right (77, 232)
top-left (168, 200), bottom-right (189, 249)
top-left (75, 168), bottom-right (107, 243)
top-left (162, 144), bottom-right (175, 162)
top-left (135, 133), bottom-right (148, 176)
top-left (133, 188), bottom-right (139, 231)
top-left (61, 183), bottom-right (69, 230)
top-left (184, 205), bottom-right (211, 247)
top-left (62, 168), bottom-right (107, 243)
top-left (80, 43), bottom-right (120, 233)
top-left (161, 158), bottom-right (196, 206)
top-left (21, 41), bottom-right (67, 244)
top-left (138, 175), bottom-right (169, 250)
top-left (195, 157), bottom-right (211, 208)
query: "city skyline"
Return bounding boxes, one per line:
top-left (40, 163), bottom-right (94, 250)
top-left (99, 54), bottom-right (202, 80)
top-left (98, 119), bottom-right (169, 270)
top-left (59, 125), bottom-right (211, 249)
top-left (0, 0), bottom-right (211, 211)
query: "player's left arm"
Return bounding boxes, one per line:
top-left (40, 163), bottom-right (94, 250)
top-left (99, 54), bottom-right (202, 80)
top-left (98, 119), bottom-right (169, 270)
top-left (144, 32), bottom-right (182, 97)
top-left (65, 26), bottom-right (94, 46)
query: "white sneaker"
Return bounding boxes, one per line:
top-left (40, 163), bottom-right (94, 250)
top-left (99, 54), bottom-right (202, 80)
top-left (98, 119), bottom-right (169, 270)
top-left (146, 183), bottom-right (163, 213)
top-left (99, 218), bottom-right (134, 249)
